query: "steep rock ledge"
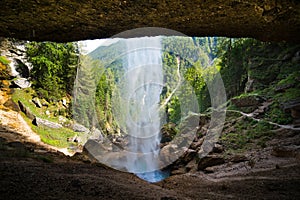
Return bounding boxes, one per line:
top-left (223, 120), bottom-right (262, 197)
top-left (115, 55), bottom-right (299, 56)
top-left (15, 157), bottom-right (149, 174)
top-left (0, 0), bottom-right (299, 42)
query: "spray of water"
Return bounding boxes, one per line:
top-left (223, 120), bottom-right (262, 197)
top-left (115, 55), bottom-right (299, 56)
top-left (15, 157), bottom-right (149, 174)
top-left (74, 31), bottom-right (226, 183)
top-left (114, 37), bottom-right (167, 182)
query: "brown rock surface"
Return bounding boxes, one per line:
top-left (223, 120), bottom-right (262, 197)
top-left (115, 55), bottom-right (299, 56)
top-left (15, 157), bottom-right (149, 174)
top-left (0, 0), bottom-right (299, 42)
top-left (1, 98), bottom-right (300, 199)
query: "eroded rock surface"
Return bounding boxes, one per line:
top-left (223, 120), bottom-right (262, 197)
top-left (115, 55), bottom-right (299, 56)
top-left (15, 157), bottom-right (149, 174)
top-left (0, 0), bottom-right (299, 42)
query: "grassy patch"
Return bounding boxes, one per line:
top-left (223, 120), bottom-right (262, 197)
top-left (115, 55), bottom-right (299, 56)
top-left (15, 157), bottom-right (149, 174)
top-left (21, 112), bottom-right (76, 148)
top-left (13, 88), bottom-right (77, 148)
top-left (12, 88), bottom-right (70, 123)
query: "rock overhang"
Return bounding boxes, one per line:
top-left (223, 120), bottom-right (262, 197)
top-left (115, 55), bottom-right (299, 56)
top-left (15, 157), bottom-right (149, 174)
top-left (0, 0), bottom-right (299, 42)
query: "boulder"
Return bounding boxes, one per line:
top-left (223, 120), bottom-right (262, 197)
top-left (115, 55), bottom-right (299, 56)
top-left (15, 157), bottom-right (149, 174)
top-left (33, 117), bottom-right (63, 129)
top-left (73, 123), bottom-right (90, 133)
top-left (12, 78), bottom-right (31, 88)
top-left (32, 97), bottom-right (42, 108)
top-left (90, 127), bottom-right (104, 142)
top-left (18, 100), bottom-right (35, 120)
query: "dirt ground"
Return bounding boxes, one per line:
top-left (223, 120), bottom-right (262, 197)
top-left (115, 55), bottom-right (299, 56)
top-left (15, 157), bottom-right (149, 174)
top-left (0, 109), bottom-right (300, 200)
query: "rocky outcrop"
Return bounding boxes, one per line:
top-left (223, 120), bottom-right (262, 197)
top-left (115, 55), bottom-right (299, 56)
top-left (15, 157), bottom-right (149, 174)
top-left (0, 1), bottom-right (299, 42)
top-left (72, 123), bottom-right (90, 133)
top-left (0, 38), bottom-right (31, 78)
top-left (33, 117), bottom-right (63, 129)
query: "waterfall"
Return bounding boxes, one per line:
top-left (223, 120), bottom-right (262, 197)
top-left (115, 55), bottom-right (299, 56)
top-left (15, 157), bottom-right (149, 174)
top-left (117, 37), bottom-right (166, 182)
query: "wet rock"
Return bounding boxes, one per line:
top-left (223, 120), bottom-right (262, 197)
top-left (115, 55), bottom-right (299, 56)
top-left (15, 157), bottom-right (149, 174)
top-left (159, 144), bottom-right (181, 164)
top-left (197, 155), bottom-right (225, 171)
top-left (33, 117), bottom-right (63, 129)
top-left (178, 149), bottom-right (197, 164)
top-left (294, 119), bottom-right (300, 128)
top-left (18, 100), bottom-right (35, 120)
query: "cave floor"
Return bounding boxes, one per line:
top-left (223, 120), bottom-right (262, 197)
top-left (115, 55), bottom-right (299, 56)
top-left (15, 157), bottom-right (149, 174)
top-left (0, 127), bottom-right (299, 199)
top-left (0, 107), bottom-right (300, 200)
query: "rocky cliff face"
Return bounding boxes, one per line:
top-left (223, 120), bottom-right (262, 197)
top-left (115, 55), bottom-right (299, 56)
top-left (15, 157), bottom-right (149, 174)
top-left (0, 0), bottom-right (299, 42)
top-left (0, 38), bottom-right (31, 79)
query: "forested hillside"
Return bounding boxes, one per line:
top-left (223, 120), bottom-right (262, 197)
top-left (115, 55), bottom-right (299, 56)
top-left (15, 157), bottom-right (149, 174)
top-left (0, 36), bottom-right (299, 168)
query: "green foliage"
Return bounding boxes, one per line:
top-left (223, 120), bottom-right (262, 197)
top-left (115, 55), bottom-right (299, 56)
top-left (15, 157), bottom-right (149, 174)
top-left (167, 96), bottom-right (181, 123)
top-left (20, 110), bottom-right (76, 148)
top-left (218, 38), bottom-right (258, 98)
top-left (0, 56), bottom-right (10, 65)
top-left (26, 41), bottom-right (78, 101)
top-left (12, 88), bottom-right (77, 148)
top-left (265, 102), bottom-right (293, 124)
top-left (34, 126), bottom-right (76, 148)
top-left (221, 118), bottom-right (275, 151)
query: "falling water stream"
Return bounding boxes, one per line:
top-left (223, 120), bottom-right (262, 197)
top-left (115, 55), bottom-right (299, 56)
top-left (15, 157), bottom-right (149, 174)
top-left (74, 34), bottom-right (227, 183)
top-left (118, 37), bottom-right (168, 182)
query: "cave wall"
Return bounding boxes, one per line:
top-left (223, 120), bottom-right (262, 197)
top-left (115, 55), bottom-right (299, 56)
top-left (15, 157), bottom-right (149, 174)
top-left (0, 0), bottom-right (299, 42)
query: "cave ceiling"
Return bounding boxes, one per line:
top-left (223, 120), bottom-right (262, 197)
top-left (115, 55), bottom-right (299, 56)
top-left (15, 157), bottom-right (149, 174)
top-left (0, 0), bottom-right (299, 42)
